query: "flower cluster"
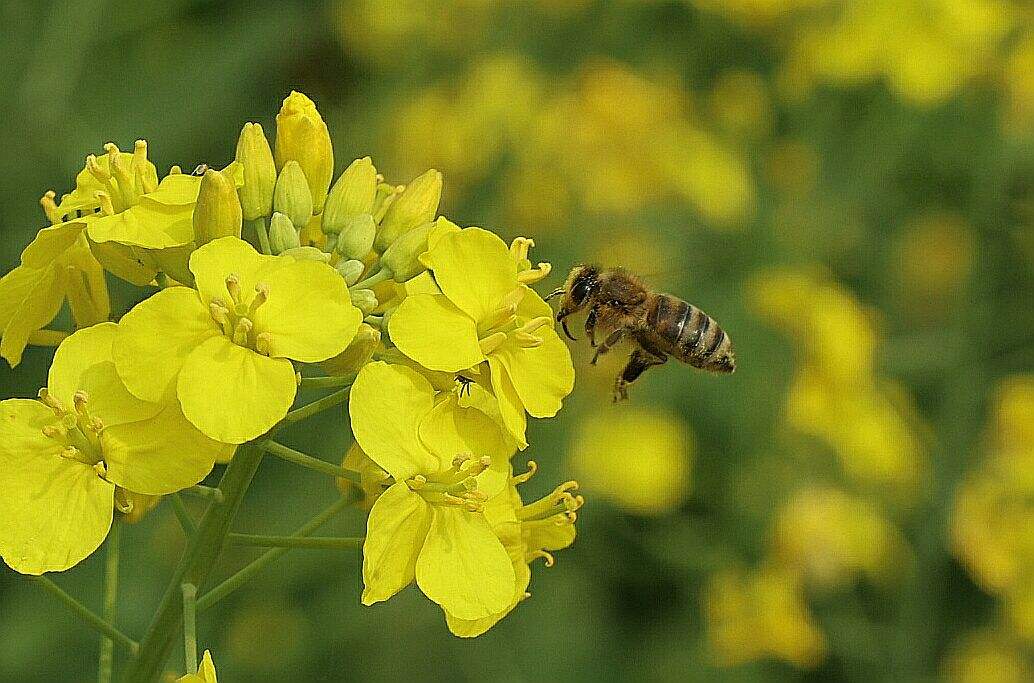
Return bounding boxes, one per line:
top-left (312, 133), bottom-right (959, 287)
top-left (0, 89), bottom-right (581, 671)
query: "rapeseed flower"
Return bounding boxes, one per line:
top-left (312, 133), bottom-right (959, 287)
top-left (177, 651), bottom-right (218, 683)
top-left (114, 236), bottom-right (361, 443)
top-left (388, 227), bottom-right (573, 446)
top-left (0, 323), bottom-right (229, 575)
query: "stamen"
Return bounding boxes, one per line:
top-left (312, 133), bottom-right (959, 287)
top-left (496, 287), bottom-right (527, 311)
top-left (509, 237), bottom-right (535, 262)
top-left (169, 165), bottom-right (183, 175)
top-left (516, 316), bottom-right (551, 335)
top-left (479, 332), bottom-right (507, 355)
top-left (232, 318), bottom-right (253, 346)
top-left (73, 390), bottom-right (89, 414)
top-left (40, 191), bottom-right (62, 224)
top-left (60, 446), bottom-right (81, 461)
top-left (93, 461), bottom-right (108, 478)
top-left (225, 273), bottom-right (242, 304)
top-left (96, 191), bottom-right (116, 216)
top-left (38, 388), bottom-right (63, 413)
top-left (89, 417), bottom-right (105, 433)
top-left (480, 304), bottom-right (518, 333)
top-left (517, 262), bottom-right (552, 285)
top-left (42, 425), bottom-right (63, 439)
top-left (451, 452), bottom-right (472, 469)
top-left (249, 283), bottom-right (270, 315)
top-left (209, 301), bottom-right (230, 327)
top-left (514, 332), bottom-right (543, 348)
top-left (255, 332), bottom-right (273, 356)
top-left (407, 475), bottom-right (428, 490)
top-left (511, 460), bottom-right (538, 485)
top-left (528, 550), bottom-right (556, 567)
top-left (135, 161), bottom-right (157, 195)
top-left (61, 413), bottom-right (78, 430)
top-left (86, 154), bottom-right (111, 182)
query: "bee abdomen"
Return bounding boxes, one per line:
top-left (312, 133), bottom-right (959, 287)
top-left (652, 296), bottom-right (735, 374)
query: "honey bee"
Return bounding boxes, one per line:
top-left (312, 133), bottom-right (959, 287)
top-left (547, 265), bottom-right (735, 401)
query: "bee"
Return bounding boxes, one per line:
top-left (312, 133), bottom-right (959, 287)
top-left (547, 265), bottom-right (735, 401)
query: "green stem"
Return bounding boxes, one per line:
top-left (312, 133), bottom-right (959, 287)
top-left (180, 485), bottom-right (224, 504)
top-left (34, 576), bottom-right (138, 655)
top-left (98, 520), bottom-right (121, 683)
top-left (197, 496), bottom-right (353, 612)
top-left (181, 584), bottom-right (198, 675)
top-left (257, 440), bottom-right (361, 483)
top-left (248, 217), bottom-right (272, 255)
top-left (227, 534), bottom-right (364, 550)
top-left (350, 267), bottom-right (391, 291)
top-left (170, 494), bottom-right (197, 537)
top-left (363, 315), bottom-right (383, 326)
top-left (280, 386), bottom-right (352, 426)
top-left (298, 374), bottom-right (357, 390)
top-left (123, 445), bottom-right (264, 682)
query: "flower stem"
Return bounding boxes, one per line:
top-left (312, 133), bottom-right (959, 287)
top-left (227, 534), bottom-right (363, 549)
top-left (257, 440), bottom-right (361, 483)
top-left (197, 495), bottom-right (353, 612)
top-left (299, 374), bottom-right (357, 390)
top-left (98, 520), bottom-right (121, 683)
top-left (169, 494), bottom-right (197, 536)
top-left (33, 576), bottom-right (138, 655)
top-left (181, 584), bottom-right (198, 675)
top-left (180, 485), bottom-right (224, 504)
top-left (123, 445), bottom-right (264, 682)
top-left (350, 267), bottom-right (391, 291)
top-left (280, 386), bottom-right (352, 426)
top-left (248, 217), bottom-right (272, 255)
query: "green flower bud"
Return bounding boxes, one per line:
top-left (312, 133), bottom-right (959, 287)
top-left (280, 246), bottom-right (330, 263)
top-left (380, 221), bottom-right (435, 281)
top-left (275, 91), bottom-right (334, 211)
top-left (273, 161), bottom-right (313, 229)
top-left (350, 289), bottom-right (378, 316)
top-left (335, 213), bottom-right (377, 261)
top-left (375, 169), bottom-right (442, 251)
top-left (372, 182), bottom-right (403, 222)
top-left (323, 157), bottom-right (378, 234)
top-left (335, 259), bottom-right (366, 286)
top-left (193, 168), bottom-right (242, 246)
top-left (268, 212), bottom-right (300, 254)
top-left (235, 122), bottom-right (276, 220)
top-left (321, 323), bottom-right (381, 376)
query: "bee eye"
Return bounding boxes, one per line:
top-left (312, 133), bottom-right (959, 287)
top-left (571, 278), bottom-right (591, 305)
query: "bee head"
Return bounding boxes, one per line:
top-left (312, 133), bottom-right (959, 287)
top-left (548, 265), bottom-right (600, 340)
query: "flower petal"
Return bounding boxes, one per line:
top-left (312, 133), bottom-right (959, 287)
top-left (189, 236), bottom-right (283, 307)
top-left (177, 335), bottom-right (297, 444)
top-left (87, 201), bottom-right (194, 249)
top-left (419, 396), bottom-right (514, 497)
top-left (114, 287), bottom-right (218, 403)
top-left (388, 294), bottom-right (484, 372)
top-left (0, 399), bottom-right (114, 574)
top-left (361, 481), bottom-right (432, 606)
top-left (252, 259), bottom-right (362, 362)
top-left (424, 228), bottom-right (518, 321)
top-left (49, 323), bottom-right (160, 426)
top-left (20, 221), bottom-right (87, 268)
top-left (491, 329), bottom-right (574, 418)
top-left (349, 362), bottom-right (438, 480)
top-left (487, 356), bottom-right (528, 449)
top-left (0, 264), bottom-right (65, 367)
top-left (415, 506), bottom-right (515, 620)
top-left (101, 400), bottom-right (230, 495)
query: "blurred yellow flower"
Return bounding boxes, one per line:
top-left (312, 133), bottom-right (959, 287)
top-left (568, 407), bottom-right (691, 515)
top-left (705, 564), bottom-right (827, 668)
top-left (942, 630), bottom-right (1032, 683)
top-left (176, 650), bottom-right (217, 683)
top-left (891, 212), bottom-right (974, 321)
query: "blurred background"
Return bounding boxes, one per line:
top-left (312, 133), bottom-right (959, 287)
top-left (1, 0), bottom-right (1032, 680)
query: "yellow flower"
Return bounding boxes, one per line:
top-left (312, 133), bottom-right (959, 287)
top-left (445, 461), bottom-right (580, 637)
top-left (705, 564), bottom-right (827, 668)
top-left (177, 651), bottom-right (218, 683)
top-left (113, 237), bottom-right (362, 443)
top-left (350, 361), bottom-right (517, 621)
top-left (388, 227), bottom-right (574, 447)
top-left (274, 91), bottom-right (334, 212)
top-left (0, 323), bottom-right (229, 575)
top-left (568, 407), bottom-right (690, 515)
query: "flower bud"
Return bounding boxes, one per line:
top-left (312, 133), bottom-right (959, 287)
top-left (372, 182), bottom-right (403, 222)
top-left (322, 323), bottom-right (381, 378)
top-left (334, 213), bottom-right (377, 261)
top-left (274, 91), bottom-right (334, 211)
top-left (335, 259), bottom-right (366, 286)
top-left (235, 122), bottom-right (276, 220)
top-left (380, 221), bottom-right (435, 281)
top-left (280, 246), bottom-right (331, 263)
top-left (193, 168), bottom-right (243, 245)
top-left (374, 169), bottom-right (442, 251)
top-left (350, 289), bottom-right (378, 316)
top-left (273, 161), bottom-right (313, 229)
top-left (323, 157), bottom-right (377, 234)
top-left (268, 212), bottom-right (300, 254)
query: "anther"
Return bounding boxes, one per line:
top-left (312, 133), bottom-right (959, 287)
top-left (225, 273), bottom-right (242, 304)
top-left (255, 332), bottom-right (273, 356)
top-left (133, 139), bottom-right (148, 162)
top-left (93, 462), bottom-right (108, 478)
top-left (516, 316), bottom-right (551, 336)
top-left (86, 155), bottom-right (111, 182)
top-left (103, 142), bottom-right (121, 159)
top-left (40, 191), bottom-right (62, 224)
top-left (42, 425), bottom-right (62, 439)
top-left (451, 453), bottom-right (471, 469)
top-left (529, 550), bottom-right (556, 567)
top-left (509, 237), bottom-right (535, 262)
top-left (511, 460), bottom-right (538, 485)
top-left (249, 283), bottom-right (270, 315)
top-left (408, 475), bottom-right (428, 490)
top-left (479, 332), bottom-right (507, 355)
top-left (481, 304), bottom-right (518, 332)
top-left (61, 446), bottom-right (81, 460)
top-left (514, 332), bottom-right (543, 348)
top-left (209, 301), bottom-right (230, 327)
top-left (517, 262), bottom-right (552, 284)
top-left (114, 494), bottom-right (134, 514)
top-left (38, 388), bottom-right (63, 413)
top-left (73, 390), bottom-right (89, 413)
top-left (89, 417), bottom-right (105, 433)
top-left (96, 191), bottom-right (116, 216)
top-left (232, 318), bottom-right (253, 346)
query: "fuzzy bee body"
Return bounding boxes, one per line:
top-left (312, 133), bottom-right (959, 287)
top-left (548, 265), bottom-right (735, 401)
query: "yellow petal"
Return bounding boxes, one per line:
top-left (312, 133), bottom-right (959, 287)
top-left (0, 399), bottom-right (114, 574)
top-left (415, 506), bottom-right (515, 620)
top-left (349, 362), bottom-right (438, 480)
top-left (177, 335), bottom-right (297, 444)
top-left (48, 323), bottom-right (160, 426)
top-left (0, 264), bottom-right (66, 367)
top-left (388, 294), bottom-right (483, 372)
top-left (361, 481), bottom-right (431, 605)
top-left (424, 228), bottom-right (518, 321)
top-left (87, 200), bottom-right (194, 249)
top-left (252, 260), bottom-right (362, 362)
top-left (101, 401), bottom-right (230, 495)
top-left (444, 541), bottom-right (530, 637)
top-left (487, 357), bottom-right (528, 449)
top-left (188, 236), bottom-right (283, 307)
top-left (418, 396), bottom-right (513, 497)
top-left (114, 287), bottom-right (218, 403)
top-left (20, 221), bottom-right (87, 268)
top-left (490, 329), bottom-right (574, 418)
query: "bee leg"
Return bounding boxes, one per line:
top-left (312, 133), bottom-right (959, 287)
top-left (585, 307), bottom-right (599, 347)
top-left (613, 348), bottom-right (667, 402)
top-left (591, 328), bottom-right (625, 365)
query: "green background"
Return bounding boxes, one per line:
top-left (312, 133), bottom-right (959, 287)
top-left (1, 1), bottom-right (1031, 681)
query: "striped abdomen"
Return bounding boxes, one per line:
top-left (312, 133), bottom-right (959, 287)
top-left (644, 294), bottom-right (735, 373)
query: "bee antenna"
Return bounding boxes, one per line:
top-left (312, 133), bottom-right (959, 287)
top-left (545, 287), bottom-right (565, 301)
top-left (561, 319), bottom-right (576, 341)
